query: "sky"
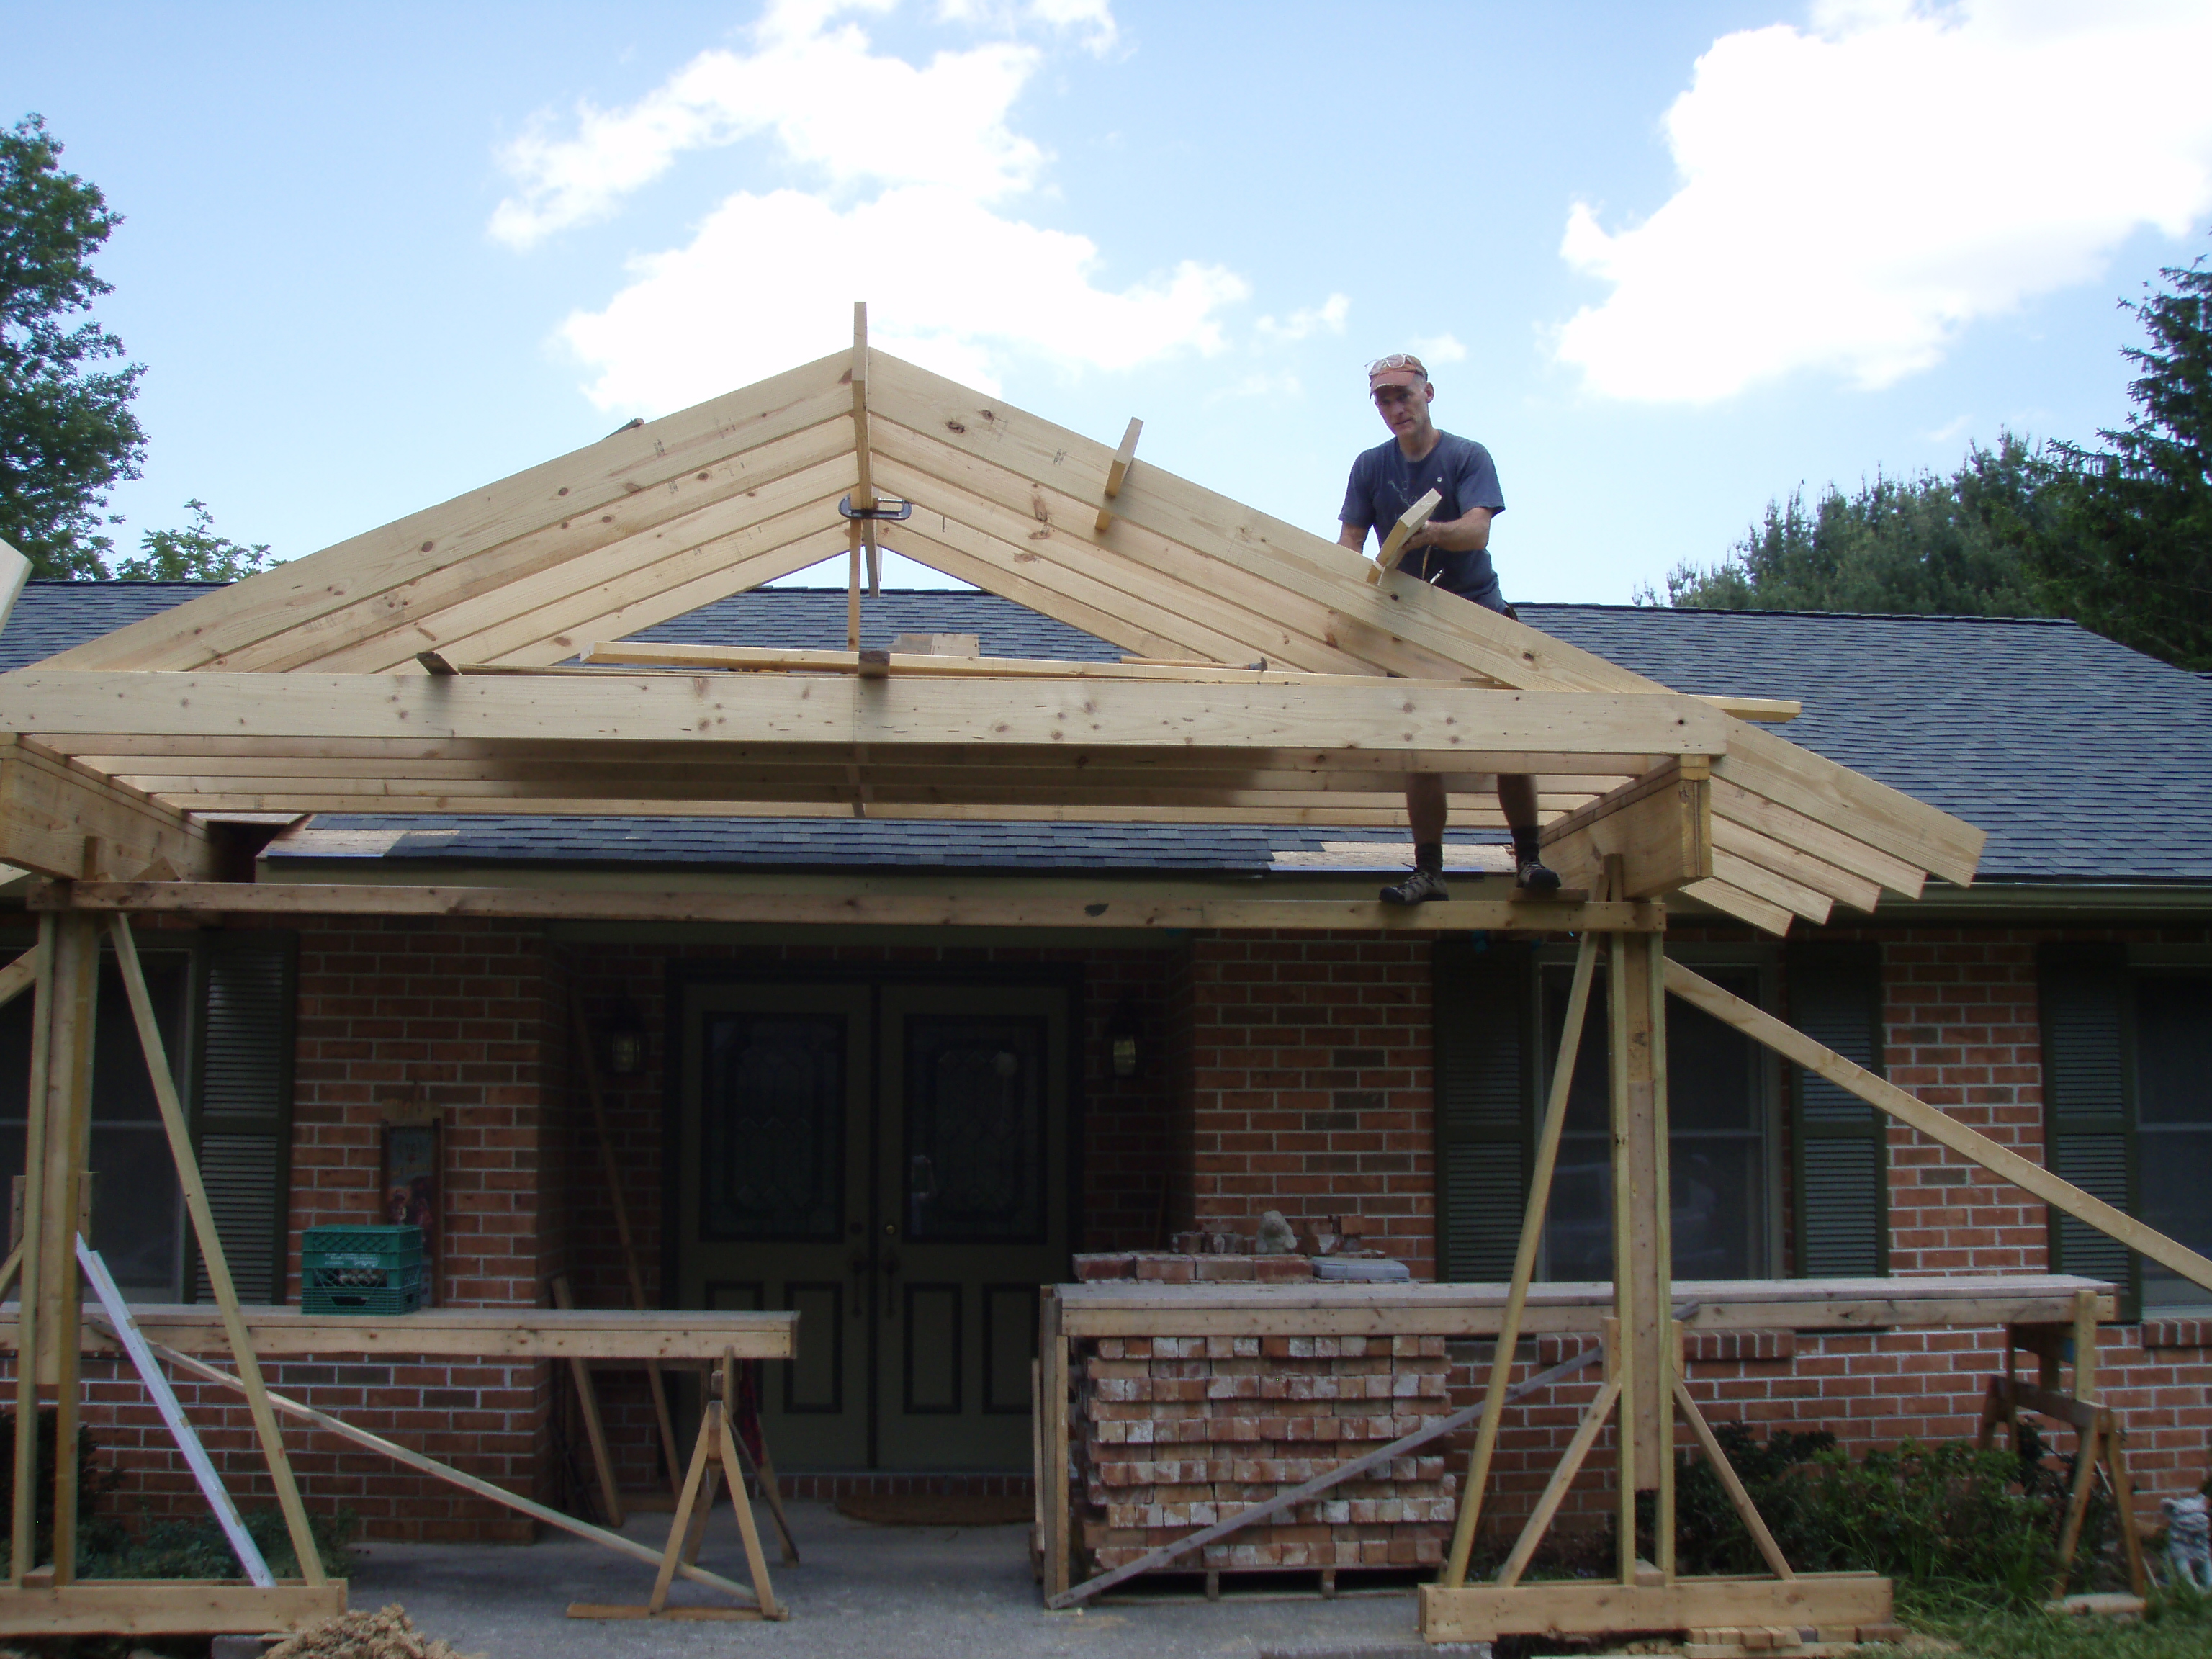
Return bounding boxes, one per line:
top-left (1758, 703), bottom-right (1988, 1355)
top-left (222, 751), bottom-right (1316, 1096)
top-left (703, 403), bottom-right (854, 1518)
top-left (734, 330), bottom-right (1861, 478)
top-left (7, 0), bottom-right (2212, 604)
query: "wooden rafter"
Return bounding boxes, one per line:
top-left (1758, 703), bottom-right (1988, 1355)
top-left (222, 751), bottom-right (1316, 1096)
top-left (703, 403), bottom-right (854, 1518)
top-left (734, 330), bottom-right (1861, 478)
top-left (0, 333), bottom-right (1987, 935)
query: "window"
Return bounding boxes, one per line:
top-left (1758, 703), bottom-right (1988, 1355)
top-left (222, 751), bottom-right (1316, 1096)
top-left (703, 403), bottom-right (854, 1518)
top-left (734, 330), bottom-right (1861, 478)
top-left (2041, 945), bottom-right (2212, 1316)
top-left (0, 931), bottom-right (295, 1303)
top-left (1434, 940), bottom-right (1781, 1284)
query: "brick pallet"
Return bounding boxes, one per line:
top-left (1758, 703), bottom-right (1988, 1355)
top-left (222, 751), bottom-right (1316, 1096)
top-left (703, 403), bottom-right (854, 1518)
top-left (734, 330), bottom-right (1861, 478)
top-left (1076, 1332), bottom-right (1455, 1573)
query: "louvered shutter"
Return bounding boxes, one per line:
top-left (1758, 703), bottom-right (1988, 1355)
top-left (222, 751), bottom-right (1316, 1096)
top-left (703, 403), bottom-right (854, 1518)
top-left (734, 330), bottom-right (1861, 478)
top-left (1787, 944), bottom-right (1887, 1277)
top-left (1434, 939), bottom-right (1532, 1281)
top-left (189, 933), bottom-right (296, 1304)
top-left (2037, 944), bottom-right (2137, 1313)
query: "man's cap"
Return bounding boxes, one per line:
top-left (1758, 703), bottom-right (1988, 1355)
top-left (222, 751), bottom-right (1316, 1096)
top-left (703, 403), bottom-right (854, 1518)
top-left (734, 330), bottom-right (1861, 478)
top-left (1366, 353), bottom-right (1429, 383)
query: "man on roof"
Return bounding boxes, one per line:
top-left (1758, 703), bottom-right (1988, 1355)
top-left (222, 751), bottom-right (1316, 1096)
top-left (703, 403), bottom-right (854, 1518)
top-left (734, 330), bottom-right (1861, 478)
top-left (1339, 353), bottom-right (1560, 904)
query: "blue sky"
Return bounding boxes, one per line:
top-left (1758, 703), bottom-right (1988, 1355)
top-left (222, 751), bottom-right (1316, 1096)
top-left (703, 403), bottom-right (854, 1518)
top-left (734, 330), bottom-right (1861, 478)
top-left (8, 1), bottom-right (2211, 603)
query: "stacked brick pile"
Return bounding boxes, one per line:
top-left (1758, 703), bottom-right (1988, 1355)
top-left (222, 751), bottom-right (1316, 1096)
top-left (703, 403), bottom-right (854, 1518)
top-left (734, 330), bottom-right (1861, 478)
top-left (1076, 1331), bottom-right (1457, 1573)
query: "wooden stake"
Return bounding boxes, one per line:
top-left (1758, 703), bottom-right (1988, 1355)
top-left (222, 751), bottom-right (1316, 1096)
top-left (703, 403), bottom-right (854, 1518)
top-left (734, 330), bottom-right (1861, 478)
top-left (107, 915), bottom-right (325, 1586)
top-left (1441, 929), bottom-right (1601, 1587)
top-left (566, 990), bottom-right (683, 1496)
top-left (9, 917), bottom-right (53, 1586)
top-left (551, 1277), bottom-right (624, 1527)
top-left (845, 521), bottom-right (863, 651)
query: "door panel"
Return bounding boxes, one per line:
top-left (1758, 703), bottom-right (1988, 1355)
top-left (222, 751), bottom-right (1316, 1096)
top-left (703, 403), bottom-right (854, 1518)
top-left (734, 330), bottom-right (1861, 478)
top-left (876, 986), bottom-right (1069, 1469)
top-left (677, 977), bottom-right (1068, 1471)
top-left (680, 985), bottom-right (871, 1470)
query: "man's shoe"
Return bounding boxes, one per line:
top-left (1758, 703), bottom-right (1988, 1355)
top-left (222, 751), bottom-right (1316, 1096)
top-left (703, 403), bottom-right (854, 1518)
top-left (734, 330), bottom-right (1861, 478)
top-left (1515, 855), bottom-right (1562, 894)
top-left (1381, 866), bottom-right (1451, 905)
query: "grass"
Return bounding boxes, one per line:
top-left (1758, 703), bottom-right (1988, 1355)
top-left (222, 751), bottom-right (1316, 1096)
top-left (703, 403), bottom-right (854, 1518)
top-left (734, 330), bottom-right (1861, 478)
top-left (1895, 1581), bottom-right (2212, 1659)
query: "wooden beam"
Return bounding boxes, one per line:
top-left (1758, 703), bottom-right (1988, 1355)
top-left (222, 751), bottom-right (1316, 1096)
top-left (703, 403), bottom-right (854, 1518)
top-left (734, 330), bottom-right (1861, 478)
top-left (852, 300), bottom-right (880, 597)
top-left (0, 1582), bottom-right (346, 1637)
top-left (1421, 1573), bottom-right (1891, 1643)
top-left (9, 917), bottom-right (53, 1585)
top-left (37, 351), bottom-right (854, 673)
top-left (1711, 847), bottom-right (1833, 925)
top-left (1678, 876), bottom-right (1796, 937)
top-left (1540, 758), bottom-right (1712, 898)
top-left (578, 641), bottom-right (1478, 685)
top-left (108, 917), bottom-right (325, 1585)
top-left (1094, 416), bottom-right (1141, 533)
top-left (1367, 488), bottom-right (1441, 583)
top-left (0, 737), bottom-right (215, 881)
top-left (42, 881), bottom-right (1668, 934)
top-left (35, 914), bottom-right (95, 1581)
top-left (1709, 776), bottom-right (1923, 899)
top-left (1711, 814), bottom-right (1881, 914)
top-left (0, 541), bottom-right (28, 634)
top-left (2, 672), bottom-right (1732, 760)
top-left (1718, 729), bottom-right (1983, 889)
top-left (1664, 958), bottom-right (2212, 1296)
top-left (0, 948), bottom-right (36, 1014)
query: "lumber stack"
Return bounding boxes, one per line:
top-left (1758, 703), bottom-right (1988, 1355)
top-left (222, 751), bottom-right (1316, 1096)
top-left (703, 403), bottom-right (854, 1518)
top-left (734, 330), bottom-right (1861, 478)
top-left (1076, 1332), bottom-right (1455, 1574)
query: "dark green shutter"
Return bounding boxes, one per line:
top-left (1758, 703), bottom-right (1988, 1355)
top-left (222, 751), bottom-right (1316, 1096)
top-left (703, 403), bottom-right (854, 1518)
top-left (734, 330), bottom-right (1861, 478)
top-left (189, 932), bottom-right (297, 1305)
top-left (1434, 939), bottom-right (1532, 1281)
top-left (2037, 944), bottom-right (2137, 1314)
top-left (1788, 943), bottom-right (1888, 1277)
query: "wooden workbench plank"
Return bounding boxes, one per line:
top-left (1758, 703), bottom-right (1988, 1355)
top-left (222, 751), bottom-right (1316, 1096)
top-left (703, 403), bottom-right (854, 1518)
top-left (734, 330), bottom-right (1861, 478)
top-left (37, 353), bottom-right (853, 673)
top-left (0, 1305), bottom-right (798, 1360)
top-left (43, 882), bottom-right (1666, 935)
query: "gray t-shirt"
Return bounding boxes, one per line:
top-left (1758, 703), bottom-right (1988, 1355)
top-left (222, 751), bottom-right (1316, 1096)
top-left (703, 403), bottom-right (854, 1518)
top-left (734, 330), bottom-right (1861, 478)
top-left (1339, 431), bottom-right (1507, 611)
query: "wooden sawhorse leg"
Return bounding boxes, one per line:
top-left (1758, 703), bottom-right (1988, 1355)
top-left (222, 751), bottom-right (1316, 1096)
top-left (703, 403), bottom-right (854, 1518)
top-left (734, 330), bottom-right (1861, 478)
top-left (565, 1350), bottom-right (785, 1622)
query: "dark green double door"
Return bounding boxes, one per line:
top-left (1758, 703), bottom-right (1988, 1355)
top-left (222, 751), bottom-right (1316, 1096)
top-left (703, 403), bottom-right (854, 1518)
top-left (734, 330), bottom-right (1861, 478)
top-left (675, 978), bottom-right (1069, 1470)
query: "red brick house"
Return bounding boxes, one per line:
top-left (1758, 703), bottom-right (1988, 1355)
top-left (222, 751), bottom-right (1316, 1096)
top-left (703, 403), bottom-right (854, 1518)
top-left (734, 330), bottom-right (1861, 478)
top-left (1, 353), bottom-right (2206, 1552)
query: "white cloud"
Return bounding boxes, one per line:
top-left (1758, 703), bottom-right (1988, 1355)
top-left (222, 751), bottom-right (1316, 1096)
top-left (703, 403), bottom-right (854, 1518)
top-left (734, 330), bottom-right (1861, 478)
top-left (1555, 1), bottom-right (2212, 403)
top-left (492, 0), bottom-right (1067, 248)
top-left (505, 1), bottom-right (1247, 410)
top-left (1410, 333), bottom-right (1467, 366)
top-left (1256, 293), bottom-right (1349, 343)
top-left (561, 184), bottom-right (1246, 410)
top-left (1205, 370), bottom-right (1304, 406)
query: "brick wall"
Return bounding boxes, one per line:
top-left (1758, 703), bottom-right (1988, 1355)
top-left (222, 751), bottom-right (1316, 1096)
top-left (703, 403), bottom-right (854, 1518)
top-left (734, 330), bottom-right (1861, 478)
top-left (1177, 935), bottom-right (1436, 1277)
top-left (80, 917), bottom-right (570, 1543)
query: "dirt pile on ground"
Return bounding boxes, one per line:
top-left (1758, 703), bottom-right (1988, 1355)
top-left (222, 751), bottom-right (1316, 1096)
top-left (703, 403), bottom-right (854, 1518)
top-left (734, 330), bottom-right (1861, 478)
top-left (264, 1603), bottom-right (484, 1659)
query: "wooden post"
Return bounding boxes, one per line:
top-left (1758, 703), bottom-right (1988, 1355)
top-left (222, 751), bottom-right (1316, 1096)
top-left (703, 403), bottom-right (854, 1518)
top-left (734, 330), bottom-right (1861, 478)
top-left (1641, 927), bottom-right (1675, 1578)
top-left (1441, 929), bottom-right (1601, 1586)
top-left (1606, 927), bottom-right (1638, 1584)
top-left (37, 914), bottom-right (96, 1583)
top-left (9, 917), bottom-right (53, 1585)
top-left (1040, 1288), bottom-right (1071, 1599)
top-left (107, 916), bottom-right (325, 1585)
top-left (851, 300), bottom-right (880, 598)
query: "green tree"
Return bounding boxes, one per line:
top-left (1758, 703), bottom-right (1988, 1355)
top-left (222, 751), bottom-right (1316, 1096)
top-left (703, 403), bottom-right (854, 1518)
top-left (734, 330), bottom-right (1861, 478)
top-left (2022, 256), bottom-right (2212, 670)
top-left (1649, 436), bottom-right (2055, 616)
top-left (114, 498), bottom-right (272, 582)
top-left (0, 113), bottom-right (145, 579)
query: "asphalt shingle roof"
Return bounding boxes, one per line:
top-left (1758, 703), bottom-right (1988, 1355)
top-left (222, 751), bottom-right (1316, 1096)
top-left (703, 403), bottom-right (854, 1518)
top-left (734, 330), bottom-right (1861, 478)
top-left (7, 581), bottom-right (2209, 884)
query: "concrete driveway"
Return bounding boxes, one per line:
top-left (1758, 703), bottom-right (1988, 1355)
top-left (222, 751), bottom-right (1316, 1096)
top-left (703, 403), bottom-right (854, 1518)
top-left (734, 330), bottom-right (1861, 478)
top-left (344, 1500), bottom-right (1461, 1659)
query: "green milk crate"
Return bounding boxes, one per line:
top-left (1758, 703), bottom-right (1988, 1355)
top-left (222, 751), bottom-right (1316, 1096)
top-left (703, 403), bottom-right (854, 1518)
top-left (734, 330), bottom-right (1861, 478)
top-left (302, 1224), bottom-right (426, 1315)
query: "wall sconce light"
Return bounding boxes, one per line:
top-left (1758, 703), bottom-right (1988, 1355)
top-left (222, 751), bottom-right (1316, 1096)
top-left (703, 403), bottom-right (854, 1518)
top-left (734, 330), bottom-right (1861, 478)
top-left (1107, 1001), bottom-right (1141, 1080)
top-left (603, 995), bottom-right (646, 1077)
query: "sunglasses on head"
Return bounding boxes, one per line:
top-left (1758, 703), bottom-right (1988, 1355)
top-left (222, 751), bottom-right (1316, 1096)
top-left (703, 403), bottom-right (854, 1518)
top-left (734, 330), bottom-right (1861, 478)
top-left (1366, 354), bottom-right (1429, 379)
